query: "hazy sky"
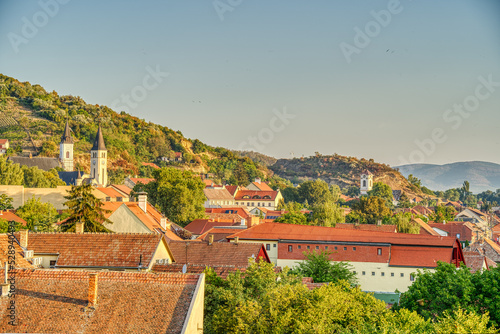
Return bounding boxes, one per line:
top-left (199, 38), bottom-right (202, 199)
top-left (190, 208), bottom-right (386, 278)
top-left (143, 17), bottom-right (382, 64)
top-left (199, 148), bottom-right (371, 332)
top-left (1, 0), bottom-right (499, 166)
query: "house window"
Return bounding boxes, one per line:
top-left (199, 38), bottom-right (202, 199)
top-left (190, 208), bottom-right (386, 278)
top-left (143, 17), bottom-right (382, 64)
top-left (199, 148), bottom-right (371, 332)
top-left (298, 245), bottom-right (301, 249)
top-left (400, 273), bottom-right (404, 277)
top-left (353, 271), bottom-right (357, 274)
top-left (288, 245), bottom-right (293, 252)
top-left (247, 202), bottom-right (250, 206)
top-left (343, 247), bottom-right (347, 251)
top-left (377, 248), bottom-right (382, 255)
top-left (410, 274), bottom-right (415, 281)
top-left (273, 244), bottom-right (276, 248)
top-left (362, 271), bottom-right (366, 276)
top-left (456, 233), bottom-right (461, 239)
top-left (66, 151), bottom-right (69, 158)
top-left (307, 246), bottom-right (310, 250)
top-left (117, 197), bottom-right (123, 202)
top-left (316, 246), bottom-right (319, 250)
top-left (391, 273), bottom-right (394, 277)
top-left (334, 246), bottom-right (338, 250)
top-left (363, 180), bottom-right (366, 187)
top-left (49, 260), bottom-right (56, 267)
top-left (353, 247), bottom-right (356, 251)
top-left (325, 246), bottom-right (328, 250)
top-left (266, 244), bottom-right (270, 251)
top-left (371, 272), bottom-right (375, 276)
top-left (105, 197), bottom-right (111, 201)
top-left (381, 272), bottom-right (385, 277)
top-left (268, 203), bottom-right (271, 207)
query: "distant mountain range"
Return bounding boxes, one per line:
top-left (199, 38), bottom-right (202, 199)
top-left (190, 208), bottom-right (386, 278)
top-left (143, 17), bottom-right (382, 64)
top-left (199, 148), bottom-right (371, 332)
top-left (395, 161), bottom-right (500, 193)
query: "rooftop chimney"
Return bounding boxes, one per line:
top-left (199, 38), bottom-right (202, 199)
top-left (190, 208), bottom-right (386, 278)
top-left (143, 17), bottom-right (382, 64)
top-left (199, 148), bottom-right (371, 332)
top-left (75, 222), bottom-right (84, 233)
top-left (19, 230), bottom-right (28, 249)
top-left (160, 215), bottom-right (167, 230)
top-left (240, 218), bottom-right (246, 226)
top-left (136, 192), bottom-right (147, 213)
top-left (234, 236), bottom-right (239, 244)
top-left (255, 178), bottom-right (261, 184)
top-left (208, 235), bottom-right (214, 245)
top-left (1, 262), bottom-right (9, 297)
top-left (88, 273), bottom-right (98, 307)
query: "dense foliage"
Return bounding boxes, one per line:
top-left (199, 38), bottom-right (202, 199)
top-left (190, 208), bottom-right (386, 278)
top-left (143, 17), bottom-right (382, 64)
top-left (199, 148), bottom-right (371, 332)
top-left (135, 168), bottom-right (206, 226)
top-left (62, 184), bottom-right (112, 232)
top-left (0, 156), bottom-right (64, 190)
top-left (396, 262), bottom-right (500, 328)
top-left (205, 261), bottom-right (497, 334)
top-left (16, 197), bottom-right (59, 231)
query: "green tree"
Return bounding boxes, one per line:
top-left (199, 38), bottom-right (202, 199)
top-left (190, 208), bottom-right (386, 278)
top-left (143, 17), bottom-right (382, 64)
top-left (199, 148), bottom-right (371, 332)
top-left (62, 184), bottom-right (112, 232)
top-left (291, 250), bottom-right (357, 285)
top-left (344, 185), bottom-right (360, 197)
top-left (368, 182), bottom-right (393, 205)
top-left (298, 179), bottom-right (333, 206)
top-left (347, 196), bottom-right (392, 224)
top-left (16, 197), bottom-right (58, 231)
top-left (395, 262), bottom-right (475, 321)
top-left (139, 168), bottom-right (206, 226)
top-left (408, 174), bottom-right (422, 188)
top-left (430, 205), bottom-right (457, 223)
top-left (391, 212), bottom-right (420, 234)
top-left (311, 201), bottom-right (345, 227)
top-left (0, 194), bottom-right (14, 210)
top-left (433, 308), bottom-right (496, 334)
top-left (0, 156), bottom-right (24, 185)
top-left (0, 219), bottom-right (25, 233)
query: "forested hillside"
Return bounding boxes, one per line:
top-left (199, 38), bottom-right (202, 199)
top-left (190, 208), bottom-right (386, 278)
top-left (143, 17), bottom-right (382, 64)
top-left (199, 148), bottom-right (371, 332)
top-left (0, 74), bottom-right (270, 185)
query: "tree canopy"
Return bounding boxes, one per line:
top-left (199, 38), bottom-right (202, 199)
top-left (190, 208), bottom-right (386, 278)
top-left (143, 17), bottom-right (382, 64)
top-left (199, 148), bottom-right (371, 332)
top-left (16, 197), bottom-right (58, 231)
top-left (62, 184), bottom-right (112, 232)
top-left (137, 168), bottom-right (206, 226)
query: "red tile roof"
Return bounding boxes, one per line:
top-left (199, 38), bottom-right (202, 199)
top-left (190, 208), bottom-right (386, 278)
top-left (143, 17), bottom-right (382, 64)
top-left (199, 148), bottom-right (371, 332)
top-left (96, 187), bottom-right (125, 198)
top-left (414, 218), bottom-right (440, 236)
top-left (206, 212), bottom-right (244, 222)
top-left (197, 227), bottom-right (248, 242)
top-left (428, 221), bottom-right (474, 242)
top-left (0, 234), bottom-right (33, 268)
top-left (463, 250), bottom-right (487, 273)
top-left (0, 269), bottom-right (201, 333)
top-left (166, 240), bottom-right (270, 266)
top-left (110, 184), bottom-right (132, 196)
top-left (389, 245), bottom-right (454, 268)
top-left (224, 185), bottom-right (240, 196)
top-left (206, 207), bottom-right (252, 220)
top-left (249, 181), bottom-right (274, 191)
top-left (23, 232), bottom-right (169, 269)
top-left (0, 210), bottom-right (27, 226)
top-left (228, 222), bottom-right (457, 247)
top-left (142, 162), bottom-right (160, 169)
top-left (184, 219), bottom-right (239, 235)
top-left (0, 139), bottom-right (8, 145)
top-left (234, 190), bottom-right (278, 201)
top-left (129, 177), bottom-right (155, 185)
top-left (334, 223), bottom-right (397, 233)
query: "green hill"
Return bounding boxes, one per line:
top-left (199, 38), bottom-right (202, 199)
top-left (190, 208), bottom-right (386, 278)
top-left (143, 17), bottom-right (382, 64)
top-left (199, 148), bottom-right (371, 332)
top-left (0, 74), bottom-right (269, 185)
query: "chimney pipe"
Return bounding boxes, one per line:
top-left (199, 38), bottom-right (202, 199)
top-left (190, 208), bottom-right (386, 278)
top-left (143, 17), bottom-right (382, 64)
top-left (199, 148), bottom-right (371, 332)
top-left (19, 230), bottom-right (28, 249)
top-left (208, 234), bottom-right (214, 245)
top-left (160, 215), bottom-right (167, 230)
top-left (88, 273), bottom-right (98, 307)
top-left (234, 236), bottom-right (239, 244)
top-left (75, 222), bottom-right (84, 233)
top-left (1, 262), bottom-right (9, 297)
top-left (136, 192), bottom-right (147, 213)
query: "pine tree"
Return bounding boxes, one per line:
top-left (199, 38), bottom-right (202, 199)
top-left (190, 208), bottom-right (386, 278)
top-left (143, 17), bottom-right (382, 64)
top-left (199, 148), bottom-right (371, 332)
top-left (62, 184), bottom-right (112, 232)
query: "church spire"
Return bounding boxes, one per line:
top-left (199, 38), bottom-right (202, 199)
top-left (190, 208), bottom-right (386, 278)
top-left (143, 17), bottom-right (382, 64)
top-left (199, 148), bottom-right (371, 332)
top-left (91, 124), bottom-right (106, 151)
top-left (61, 120), bottom-right (73, 144)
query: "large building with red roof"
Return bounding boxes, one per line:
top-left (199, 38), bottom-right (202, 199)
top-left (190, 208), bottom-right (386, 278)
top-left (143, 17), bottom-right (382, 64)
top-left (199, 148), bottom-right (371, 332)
top-left (227, 222), bottom-right (464, 293)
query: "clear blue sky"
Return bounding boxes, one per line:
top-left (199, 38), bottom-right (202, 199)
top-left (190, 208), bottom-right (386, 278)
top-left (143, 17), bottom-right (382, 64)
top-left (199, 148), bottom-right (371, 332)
top-left (1, 0), bottom-right (499, 166)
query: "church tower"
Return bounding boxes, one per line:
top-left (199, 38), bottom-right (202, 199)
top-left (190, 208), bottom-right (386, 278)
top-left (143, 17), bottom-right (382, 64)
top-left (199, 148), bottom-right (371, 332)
top-left (360, 170), bottom-right (373, 195)
top-left (59, 120), bottom-right (74, 171)
top-left (90, 125), bottom-right (107, 186)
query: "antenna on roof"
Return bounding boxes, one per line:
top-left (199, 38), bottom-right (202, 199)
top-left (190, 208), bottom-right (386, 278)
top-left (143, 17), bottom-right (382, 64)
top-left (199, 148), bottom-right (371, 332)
top-left (182, 264), bottom-right (187, 274)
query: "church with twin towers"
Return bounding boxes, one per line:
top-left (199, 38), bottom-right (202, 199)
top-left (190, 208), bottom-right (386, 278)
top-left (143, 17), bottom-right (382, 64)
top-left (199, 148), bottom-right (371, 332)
top-left (58, 120), bottom-right (108, 186)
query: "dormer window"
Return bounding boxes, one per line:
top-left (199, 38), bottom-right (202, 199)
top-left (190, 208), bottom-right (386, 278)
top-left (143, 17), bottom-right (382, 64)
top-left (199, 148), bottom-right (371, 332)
top-left (263, 195), bottom-right (271, 199)
top-left (252, 195), bottom-right (261, 199)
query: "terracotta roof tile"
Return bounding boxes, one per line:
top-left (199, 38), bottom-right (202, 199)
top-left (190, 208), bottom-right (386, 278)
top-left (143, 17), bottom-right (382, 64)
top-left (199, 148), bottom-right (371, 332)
top-left (206, 207), bottom-right (252, 220)
top-left (142, 162), bottom-right (160, 169)
top-left (129, 177), bottom-right (155, 185)
top-left (0, 234), bottom-right (34, 268)
top-left (389, 245), bottom-right (453, 268)
top-left (414, 218), bottom-right (440, 236)
top-left (184, 219), bottom-right (239, 235)
top-left (197, 227), bottom-right (247, 242)
top-left (334, 223), bottom-right (397, 233)
top-left (96, 187), bottom-right (125, 198)
top-left (228, 222), bottom-right (457, 247)
top-left (166, 240), bottom-right (270, 266)
top-left (203, 188), bottom-right (234, 201)
top-left (234, 190), bottom-right (278, 201)
top-left (0, 269), bottom-right (201, 333)
top-left (22, 233), bottom-right (164, 269)
top-left (0, 210), bottom-right (27, 226)
top-left (110, 184), bottom-right (132, 196)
